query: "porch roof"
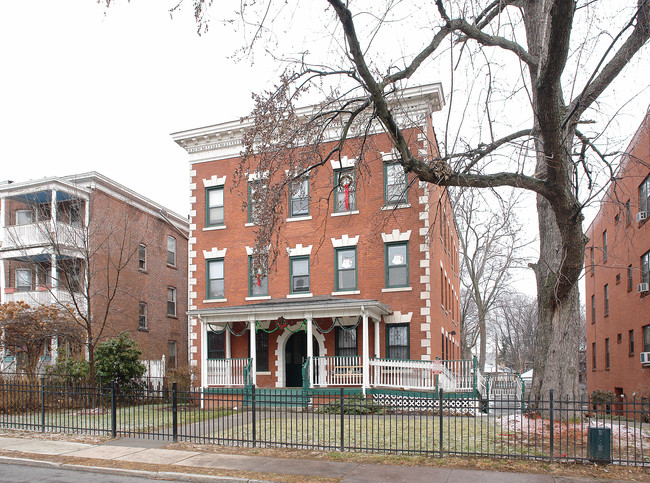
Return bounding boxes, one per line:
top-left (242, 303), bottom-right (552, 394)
top-left (189, 295), bottom-right (391, 324)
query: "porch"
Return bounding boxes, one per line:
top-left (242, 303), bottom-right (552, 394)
top-left (204, 355), bottom-right (488, 396)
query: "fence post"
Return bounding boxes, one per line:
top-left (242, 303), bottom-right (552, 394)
top-left (340, 387), bottom-right (345, 452)
top-left (251, 384), bottom-right (256, 448)
top-left (40, 377), bottom-right (46, 433)
top-left (172, 382), bottom-right (178, 443)
top-left (111, 379), bottom-right (117, 439)
top-left (549, 390), bottom-right (554, 463)
top-left (439, 388), bottom-right (444, 457)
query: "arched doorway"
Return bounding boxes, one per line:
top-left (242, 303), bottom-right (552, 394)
top-left (285, 331), bottom-right (320, 387)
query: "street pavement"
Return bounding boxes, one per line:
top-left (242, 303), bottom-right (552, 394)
top-left (0, 436), bottom-right (632, 482)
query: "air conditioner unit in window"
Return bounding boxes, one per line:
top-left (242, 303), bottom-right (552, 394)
top-left (638, 283), bottom-right (649, 293)
top-left (641, 352), bottom-right (650, 366)
top-left (637, 211), bottom-right (648, 223)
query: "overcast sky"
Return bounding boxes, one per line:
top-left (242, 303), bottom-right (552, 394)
top-left (1, 0), bottom-right (648, 301)
top-left (0, 0), bottom-right (285, 217)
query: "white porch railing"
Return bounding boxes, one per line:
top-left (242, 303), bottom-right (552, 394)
top-left (141, 356), bottom-right (165, 390)
top-left (3, 222), bottom-right (84, 249)
top-left (3, 289), bottom-right (86, 311)
top-left (488, 373), bottom-right (523, 399)
top-left (312, 356), bottom-right (362, 386)
top-left (370, 358), bottom-right (446, 391)
top-left (207, 358), bottom-right (251, 386)
top-left (439, 359), bottom-right (474, 392)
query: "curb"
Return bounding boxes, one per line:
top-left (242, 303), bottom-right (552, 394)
top-left (0, 455), bottom-right (273, 482)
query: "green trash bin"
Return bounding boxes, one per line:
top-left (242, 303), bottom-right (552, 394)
top-left (588, 426), bottom-right (612, 463)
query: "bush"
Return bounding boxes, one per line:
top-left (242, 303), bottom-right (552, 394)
top-left (166, 365), bottom-right (198, 390)
top-left (45, 348), bottom-right (89, 385)
top-left (318, 395), bottom-right (384, 415)
top-left (590, 390), bottom-right (615, 404)
top-left (94, 332), bottom-right (145, 389)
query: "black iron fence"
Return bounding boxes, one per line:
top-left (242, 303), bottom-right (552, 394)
top-left (0, 379), bottom-right (648, 466)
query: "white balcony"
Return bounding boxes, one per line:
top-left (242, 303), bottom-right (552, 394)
top-left (3, 288), bottom-right (86, 312)
top-left (2, 222), bottom-right (84, 251)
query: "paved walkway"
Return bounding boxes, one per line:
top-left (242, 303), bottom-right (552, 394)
top-left (0, 436), bottom-right (628, 482)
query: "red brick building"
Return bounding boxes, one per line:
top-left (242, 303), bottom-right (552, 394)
top-left (0, 172), bottom-right (189, 370)
top-left (172, 84), bottom-right (463, 391)
top-left (585, 107), bottom-right (650, 399)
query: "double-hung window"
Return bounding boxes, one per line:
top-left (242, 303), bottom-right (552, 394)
top-left (629, 329), bottom-right (635, 355)
top-left (386, 324), bottom-right (409, 360)
top-left (248, 180), bottom-right (265, 224)
top-left (289, 177), bottom-right (309, 217)
top-left (290, 256), bottom-right (310, 293)
top-left (602, 230), bottom-right (607, 262)
top-left (15, 269), bottom-right (32, 292)
top-left (206, 187), bottom-right (224, 227)
top-left (15, 209), bottom-right (33, 225)
top-left (335, 247), bottom-right (357, 291)
top-left (167, 287), bottom-right (176, 317)
top-left (334, 168), bottom-right (356, 212)
top-left (640, 175), bottom-right (650, 213)
top-left (385, 242), bottom-right (408, 288)
top-left (605, 338), bottom-right (610, 369)
top-left (642, 251), bottom-right (650, 286)
top-left (138, 244), bottom-right (147, 271)
top-left (249, 256), bottom-right (268, 297)
top-left (384, 162), bottom-right (407, 205)
top-left (138, 302), bottom-right (147, 330)
top-left (604, 284), bottom-right (609, 316)
top-left (167, 236), bottom-right (176, 266)
top-left (628, 264), bottom-right (634, 292)
top-left (335, 327), bottom-right (357, 357)
top-left (207, 331), bottom-right (226, 359)
top-left (207, 259), bottom-right (225, 299)
top-left (644, 325), bottom-right (650, 353)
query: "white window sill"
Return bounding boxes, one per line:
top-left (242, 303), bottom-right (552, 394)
top-left (245, 295), bottom-right (271, 301)
top-left (381, 287), bottom-right (412, 293)
top-left (286, 215), bottom-right (312, 222)
top-left (203, 298), bottom-right (228, 303)
top-left (331, 210), bottom-right (359, 217)
top-left (381, 203), bottom-right (410, 210)
top-left (332, 290), bottom-right (360, 295)
top-left (203, 225), bottom-right (226, 231)
top-left (256, 371), bottom-right (272, 376)
top-left (244, 223), bottom-right (255, 227)
top-left (286, 293), bottom-right (313, 299)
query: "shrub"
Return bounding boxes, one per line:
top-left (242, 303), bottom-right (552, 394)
top-left (318, 395), bottom-right (384, 415)
top-left (94, 332), bottom-right (145, 389)
top-left (45, 348), bottom-right (89, 386)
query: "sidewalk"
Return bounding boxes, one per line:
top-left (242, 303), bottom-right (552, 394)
top-left (0, 435), bottom-right (629, 482)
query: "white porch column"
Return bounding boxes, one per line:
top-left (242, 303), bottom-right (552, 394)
top-left (0, 259), bottom-right (5, 304)
top-left (306, 316), bottom-right (313, 388)
top-left (362, 309), bottom-right (369, 394)
top-left (51, 337), bottom-right (58, 363)
top-left (374, 320), bottom-right (380, 358)
top-left (0, 197), bottom-right (5, 252)
top-left (200, 319), bottom-right (208, 388)
top-left (225, 328), bottom-right (231, 358)
top-left (50, 189), bottom-right (58, 299)
top-left (249, 320), bottom-right (257, 385)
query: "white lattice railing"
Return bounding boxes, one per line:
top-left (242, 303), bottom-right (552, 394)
top-left (312, 356), bottom-right (362, 386)
top-left (207, 358), bottom-right (251, 386)
top-left (3, 222), bottom-right (83, 249)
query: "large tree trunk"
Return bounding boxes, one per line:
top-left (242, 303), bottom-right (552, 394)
top-left (478, 309), bottom-right (487, 372)
top-left (530, 194), bottom-right (584, 400)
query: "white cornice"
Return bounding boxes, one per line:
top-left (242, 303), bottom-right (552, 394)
top-left (171, 83), bottom-right (444, 165)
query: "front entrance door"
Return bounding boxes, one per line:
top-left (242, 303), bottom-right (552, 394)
top-left (285, 331), bottom-right (319, 387)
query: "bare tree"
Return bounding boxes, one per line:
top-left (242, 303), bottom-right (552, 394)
top-left (495, 292), bottom-right (538, 374)
top-left (105, 0), bottom-right (649, 398)
top-left (456, 188), bottom-right (529, 371)
top-left (5, 194), bottom-right (152, 383)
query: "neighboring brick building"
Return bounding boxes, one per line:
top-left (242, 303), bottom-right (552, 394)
top-left (585, 107), bottom-right (650, 399)
top-left (172, 84), bottom-right (462, 391)
top-left (0, 172), bottom-right (189, 370)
